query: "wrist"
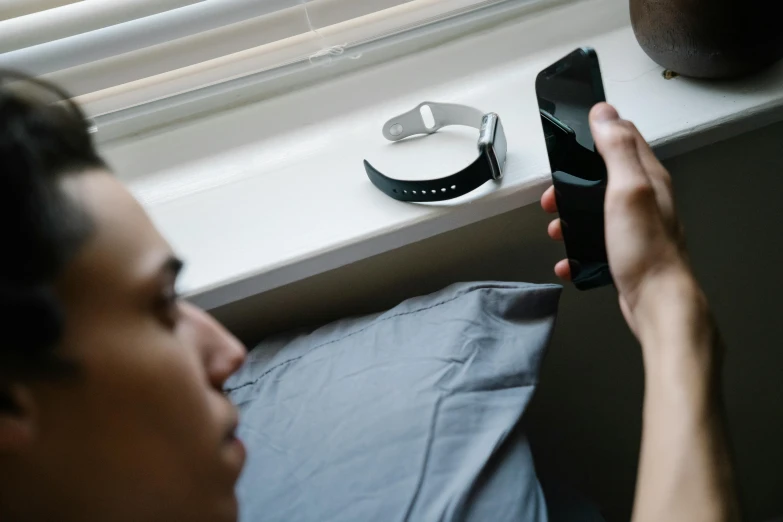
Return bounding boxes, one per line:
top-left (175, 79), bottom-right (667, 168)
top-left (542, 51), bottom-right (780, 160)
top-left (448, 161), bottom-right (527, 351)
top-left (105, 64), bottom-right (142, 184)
top-left (634, 268), bottom-right (722, 406)
top-left (633, 267), bottom-right (713, 356)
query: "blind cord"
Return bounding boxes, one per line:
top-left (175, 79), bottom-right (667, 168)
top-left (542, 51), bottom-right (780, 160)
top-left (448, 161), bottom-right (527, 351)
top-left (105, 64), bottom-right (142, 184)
top-left (303, 0), bottom-right (358, 66)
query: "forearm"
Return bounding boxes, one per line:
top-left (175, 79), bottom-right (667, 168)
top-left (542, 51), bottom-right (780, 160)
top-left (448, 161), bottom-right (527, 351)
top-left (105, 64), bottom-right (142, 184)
top-left (631, 272), bottom-right (740, 522)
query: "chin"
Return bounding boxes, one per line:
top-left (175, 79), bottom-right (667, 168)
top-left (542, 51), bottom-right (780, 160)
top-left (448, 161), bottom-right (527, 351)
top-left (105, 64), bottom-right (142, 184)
top-left (218, 494), bottom-right (240, 522)
top-left (194, 492), bottom-right (239, 522)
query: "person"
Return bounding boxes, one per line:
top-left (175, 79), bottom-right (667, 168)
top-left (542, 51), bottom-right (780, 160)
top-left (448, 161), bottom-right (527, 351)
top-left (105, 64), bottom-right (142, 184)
top-left (0, 70), bottom-right (739, 522)
top-left (0, 73), bottom-right (246, 522)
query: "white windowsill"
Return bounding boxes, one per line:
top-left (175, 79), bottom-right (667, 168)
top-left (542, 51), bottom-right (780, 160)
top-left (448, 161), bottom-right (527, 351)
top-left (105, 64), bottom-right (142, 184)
top-left (100, 0), bottom-right (783, 310)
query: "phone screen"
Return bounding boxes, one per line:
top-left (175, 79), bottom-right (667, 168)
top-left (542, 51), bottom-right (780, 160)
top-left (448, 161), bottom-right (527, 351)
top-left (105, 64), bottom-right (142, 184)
top-left (536, 48), bottom-right (611, 290)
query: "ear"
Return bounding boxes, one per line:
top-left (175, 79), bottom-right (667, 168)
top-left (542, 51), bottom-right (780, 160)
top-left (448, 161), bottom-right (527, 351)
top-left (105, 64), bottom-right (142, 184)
top-left (0, 382), bottom-right (36, 451)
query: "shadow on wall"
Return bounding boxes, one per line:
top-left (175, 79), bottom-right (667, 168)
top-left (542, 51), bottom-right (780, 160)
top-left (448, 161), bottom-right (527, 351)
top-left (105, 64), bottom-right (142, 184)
top-left (213, 121), bottom-right (783, 522)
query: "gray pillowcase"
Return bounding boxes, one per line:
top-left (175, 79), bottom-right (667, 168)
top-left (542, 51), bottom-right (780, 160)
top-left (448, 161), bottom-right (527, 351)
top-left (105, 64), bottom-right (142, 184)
top-left (226, 281), bottom-right (562, 522)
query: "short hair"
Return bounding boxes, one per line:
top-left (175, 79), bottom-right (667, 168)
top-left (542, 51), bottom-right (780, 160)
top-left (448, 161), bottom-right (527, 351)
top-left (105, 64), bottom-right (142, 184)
top-left (0, 71), bottom-right (107, 376)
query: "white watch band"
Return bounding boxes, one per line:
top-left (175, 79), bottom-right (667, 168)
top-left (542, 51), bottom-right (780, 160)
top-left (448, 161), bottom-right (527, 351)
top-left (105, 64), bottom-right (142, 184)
top-left (381, 102), bottom-right (485, 141)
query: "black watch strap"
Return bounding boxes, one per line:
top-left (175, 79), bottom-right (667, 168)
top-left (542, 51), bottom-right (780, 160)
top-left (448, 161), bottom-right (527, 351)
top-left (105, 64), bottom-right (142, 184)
top-left (364, 150), bottom-right (494, 202)
top-left (363, 102), bottom-right (502, 202)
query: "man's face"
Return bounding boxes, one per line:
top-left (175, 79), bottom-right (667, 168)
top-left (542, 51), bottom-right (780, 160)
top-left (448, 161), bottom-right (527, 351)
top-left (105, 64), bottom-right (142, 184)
top-left (0, 172), bottom-right (247, 522)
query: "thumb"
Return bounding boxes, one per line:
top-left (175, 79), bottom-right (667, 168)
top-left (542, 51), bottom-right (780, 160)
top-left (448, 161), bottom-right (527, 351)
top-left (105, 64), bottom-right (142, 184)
top-left (589, 103), bottom-right (650, 192)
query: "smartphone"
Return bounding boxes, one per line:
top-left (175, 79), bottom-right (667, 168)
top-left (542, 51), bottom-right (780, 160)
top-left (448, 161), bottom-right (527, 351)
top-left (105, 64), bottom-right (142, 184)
top-left (535, 47), bottom-right (612, 290)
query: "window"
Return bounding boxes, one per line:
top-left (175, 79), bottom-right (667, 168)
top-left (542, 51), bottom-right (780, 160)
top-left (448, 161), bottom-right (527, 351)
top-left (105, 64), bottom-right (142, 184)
top-left (1, 0), bottom-right (547, 137)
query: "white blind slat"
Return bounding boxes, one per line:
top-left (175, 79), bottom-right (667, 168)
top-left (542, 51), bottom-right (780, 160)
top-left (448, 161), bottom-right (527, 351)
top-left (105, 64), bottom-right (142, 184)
top-left (306, 0), bottom-right (414, 29)
top-left (0, 0), bottom-right (203, 54)
top-left (0, 0), bottom-right (81, 22)
top-left (0, 0), bottom-right (301, 77)
top-left (46, 6), bottom-right (313, 98)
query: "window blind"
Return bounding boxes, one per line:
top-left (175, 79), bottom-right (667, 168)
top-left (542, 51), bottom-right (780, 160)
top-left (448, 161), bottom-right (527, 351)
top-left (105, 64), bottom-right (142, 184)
top-left (0, 0), bottom-right (512, 119)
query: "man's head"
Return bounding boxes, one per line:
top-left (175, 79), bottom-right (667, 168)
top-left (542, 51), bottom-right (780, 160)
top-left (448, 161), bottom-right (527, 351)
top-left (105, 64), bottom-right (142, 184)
top-left (0, 72), bottom-right (246, 522)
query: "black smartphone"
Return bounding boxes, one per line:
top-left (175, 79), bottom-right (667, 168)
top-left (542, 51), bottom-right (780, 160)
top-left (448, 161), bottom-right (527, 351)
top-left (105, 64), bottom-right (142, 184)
top-left (535, 47), bottom-right (612, 290)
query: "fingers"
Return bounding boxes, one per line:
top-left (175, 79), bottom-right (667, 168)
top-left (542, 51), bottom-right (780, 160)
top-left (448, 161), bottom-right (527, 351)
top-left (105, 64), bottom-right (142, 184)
top-left (544, 202), bottom-right (567, 278)
top-left (548, 218), bottom-right (563, 240)
top-left (602, 112), bottom-right (675, 218)
top-left (632, 128), bottom-right (667, 181)
top-left (628, 123), bottom-right (677, 227)
top-left (590, 103), bottom-right (671, 197)
top-left (541, 185), bottom-right (558, 213)
top-left (590, 103), bottom-right (650, 191)
top-left (590, 104), bottom-right (665, 227)
top-left (590, 103), bottom-right (678, 233)
top-left (555, 259), bottom-right (572, 281)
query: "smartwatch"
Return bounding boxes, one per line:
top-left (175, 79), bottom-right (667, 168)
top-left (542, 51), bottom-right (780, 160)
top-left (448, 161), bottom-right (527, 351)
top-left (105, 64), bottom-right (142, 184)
top-left (363, 102), bottom-right (507, 202)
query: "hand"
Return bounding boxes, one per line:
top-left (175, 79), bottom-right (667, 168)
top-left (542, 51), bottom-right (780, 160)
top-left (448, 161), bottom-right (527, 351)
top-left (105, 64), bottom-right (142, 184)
top-left (541, 105), bottom-right (739, 522)
top-left (541, 103), bottom-right (694, 334)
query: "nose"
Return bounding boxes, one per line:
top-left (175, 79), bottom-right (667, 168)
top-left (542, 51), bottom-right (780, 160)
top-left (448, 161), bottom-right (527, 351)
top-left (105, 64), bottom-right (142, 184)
top-left (182, 302), bottom-right (246, 389)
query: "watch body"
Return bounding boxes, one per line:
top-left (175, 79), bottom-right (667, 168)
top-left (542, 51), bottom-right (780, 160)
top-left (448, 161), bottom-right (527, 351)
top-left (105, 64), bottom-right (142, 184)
top-left (479, 112), bottom-right (506, 180)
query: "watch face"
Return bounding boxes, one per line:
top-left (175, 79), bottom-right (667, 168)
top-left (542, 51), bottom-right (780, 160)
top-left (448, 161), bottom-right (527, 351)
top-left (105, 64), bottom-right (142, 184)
top-left (493, 116), bottom-right (507, 171)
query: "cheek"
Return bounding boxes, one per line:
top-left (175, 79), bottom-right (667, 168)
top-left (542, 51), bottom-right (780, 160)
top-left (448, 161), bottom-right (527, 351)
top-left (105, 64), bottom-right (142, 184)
top-left (99, 322), bottom-right (215, 440)
top-left (48, 318), bottom-right (223, 487)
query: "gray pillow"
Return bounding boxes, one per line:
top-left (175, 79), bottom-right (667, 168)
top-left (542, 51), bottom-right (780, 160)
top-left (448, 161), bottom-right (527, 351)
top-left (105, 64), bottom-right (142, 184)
top-left (226, 281), bottom-right (562, 522)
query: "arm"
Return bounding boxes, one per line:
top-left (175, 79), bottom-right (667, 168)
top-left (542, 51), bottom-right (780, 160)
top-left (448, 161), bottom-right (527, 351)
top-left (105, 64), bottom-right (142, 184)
top-left (632, 272), bottom-right (739, 522)
top-left (541, 103), bottom-right (741, 522)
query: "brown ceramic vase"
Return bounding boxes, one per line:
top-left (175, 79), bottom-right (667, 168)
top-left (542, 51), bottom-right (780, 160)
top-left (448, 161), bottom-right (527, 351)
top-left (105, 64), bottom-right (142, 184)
top-left (630, 0), bottom-right (783, 79)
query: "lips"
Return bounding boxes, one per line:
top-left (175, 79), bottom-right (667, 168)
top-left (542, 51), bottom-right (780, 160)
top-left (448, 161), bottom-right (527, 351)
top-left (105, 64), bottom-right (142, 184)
top-left (224, 419), bottom-right (239, 443)
top-left (223, 419), bottom-right (246, 471)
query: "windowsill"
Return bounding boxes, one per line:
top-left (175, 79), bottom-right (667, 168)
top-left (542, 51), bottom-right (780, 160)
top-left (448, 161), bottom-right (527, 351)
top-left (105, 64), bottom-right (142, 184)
top-left (100, 0), bottom-right (783, 310)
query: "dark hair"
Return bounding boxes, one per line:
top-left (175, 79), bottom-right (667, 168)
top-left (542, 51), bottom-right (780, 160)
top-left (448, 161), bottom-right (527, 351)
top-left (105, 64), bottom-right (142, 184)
top-left (0, 71), bottom-right (106, 376)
